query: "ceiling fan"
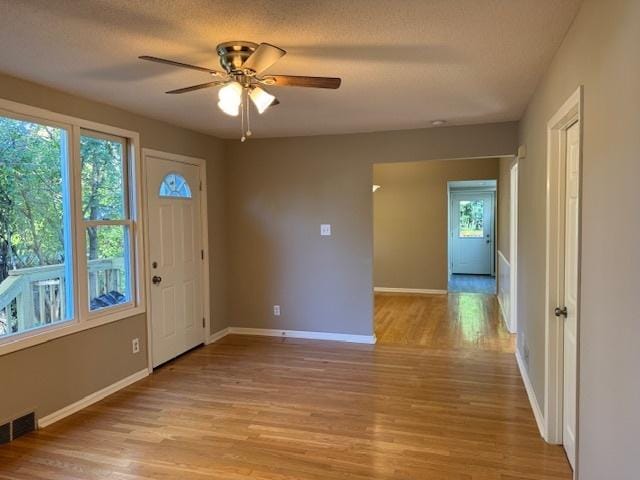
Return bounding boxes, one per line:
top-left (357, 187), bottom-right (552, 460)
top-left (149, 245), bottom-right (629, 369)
top-left (140, 41), bottom-right (341, 140)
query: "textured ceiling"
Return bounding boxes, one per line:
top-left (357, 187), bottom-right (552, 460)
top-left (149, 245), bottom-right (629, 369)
top-left (0, 0), bottom-right (581, 138)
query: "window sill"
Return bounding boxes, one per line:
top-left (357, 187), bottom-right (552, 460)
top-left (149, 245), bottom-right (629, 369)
top-left (0, 305), bottom-right (145, 357)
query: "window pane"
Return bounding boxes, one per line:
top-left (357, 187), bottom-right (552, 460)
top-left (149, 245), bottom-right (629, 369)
top-left (87, 225), bottom-right (130, 311)
top-left (81, 134), bottom-right (126, 220)
top-left (159, 173), bottom-right (192, 198)
top-left (459, 200), bottom-right (484, 238)
top-left (0, 115), bottom-right (73, 338)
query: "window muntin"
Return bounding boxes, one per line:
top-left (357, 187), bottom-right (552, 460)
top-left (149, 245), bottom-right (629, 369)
top-left (459, 200), bottom-right (484, 238)
top-left (80, 131), bottom-right (134, 313)
top-left (159, 173), bottom-right (192, 198)
top-left (0, 115), bottom-right (74, 338)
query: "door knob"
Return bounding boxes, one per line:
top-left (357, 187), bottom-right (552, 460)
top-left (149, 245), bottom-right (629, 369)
top-left (554, 306), bottom-right (568, 317)
top-left (152, 275), bottom-right (162, 285)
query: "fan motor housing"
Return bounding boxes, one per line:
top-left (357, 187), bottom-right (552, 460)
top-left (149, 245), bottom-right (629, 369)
top-left (216, 41), bottom-right (258, 73)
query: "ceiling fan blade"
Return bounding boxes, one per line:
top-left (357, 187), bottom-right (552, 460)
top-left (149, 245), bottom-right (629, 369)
top-left (165, 81), bottom-right (225, 94)
top-left (242, 43), bottom-right (286, 75)
top-left (264, 75), bottom-right (341, 89)
top-left (139, 55), bottom-right (223, 75)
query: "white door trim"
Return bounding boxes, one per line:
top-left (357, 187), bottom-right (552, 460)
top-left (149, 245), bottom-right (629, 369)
top-left (141, 148), bottom-right (210, 372)
top-left (509, 160), bottom-right (518, 333)
top-left (544, 86), bottom-right (582, 453)
top-left (491, 191), bottom-right (496, 277)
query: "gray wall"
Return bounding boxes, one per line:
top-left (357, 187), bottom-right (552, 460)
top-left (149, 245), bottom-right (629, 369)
top-left (3, 314), bottom-right (147, 419)
top-left (225, 124), bottom-right (517, 336)
top-left (0, 72), bottom-right (227, 421)
top-left (373, 158), bottom-right (499, 291)
top-left (517, 0), bottom-right (639, 477)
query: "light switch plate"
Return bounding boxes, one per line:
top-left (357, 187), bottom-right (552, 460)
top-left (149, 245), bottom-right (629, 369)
top-left (320, 224), bottom-right (331, 236)
top-left (273, 305), bottom-right (281, 316)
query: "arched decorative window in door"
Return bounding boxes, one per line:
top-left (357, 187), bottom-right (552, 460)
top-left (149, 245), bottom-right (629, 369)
top-left (159, 173), bottom-right (192, 198)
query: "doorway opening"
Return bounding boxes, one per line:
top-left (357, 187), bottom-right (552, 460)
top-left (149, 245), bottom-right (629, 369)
top-left (447, 180), bottom-right (497, 294)
top-left (372, 158), bottom-right (506, 347)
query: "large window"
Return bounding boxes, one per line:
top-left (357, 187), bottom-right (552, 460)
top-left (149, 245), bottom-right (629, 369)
top-left (0, 105), bottom-right (142, 350)
top-left (0, 116), bottom-right (73, 337)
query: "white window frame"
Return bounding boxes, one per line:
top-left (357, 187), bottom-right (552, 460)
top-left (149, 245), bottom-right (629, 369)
top-left (0, 98), bottom-right (145, 356)
top-left (76, 129), bottom-right (136, 320)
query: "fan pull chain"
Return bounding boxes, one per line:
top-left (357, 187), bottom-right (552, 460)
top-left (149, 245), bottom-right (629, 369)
top-left (246, 90), bottom-right (252, 138)
top-left (240, 91), bottom-right (246, 142)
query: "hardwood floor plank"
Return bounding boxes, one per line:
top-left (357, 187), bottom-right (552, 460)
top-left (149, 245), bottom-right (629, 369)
top-left (0, 294), bottom-right (570, 479)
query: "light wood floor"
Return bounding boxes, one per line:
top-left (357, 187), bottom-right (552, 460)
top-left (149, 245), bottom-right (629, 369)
top-left (375, 292), bottom-right (515, 352)
top-left (0, 294), bottom-right (571, 479)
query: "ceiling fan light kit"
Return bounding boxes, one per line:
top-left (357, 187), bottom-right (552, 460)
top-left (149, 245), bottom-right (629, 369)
top-left (140, 41), bottom-right (341, 141)
top-left (217, 81), bottom-right (243, 116)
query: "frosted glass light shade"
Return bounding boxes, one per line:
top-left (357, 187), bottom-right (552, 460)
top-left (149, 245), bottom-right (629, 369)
top-left (218, 82), bottom-right (242, 116)
top-left (249, 86), bottom-right (276, 114)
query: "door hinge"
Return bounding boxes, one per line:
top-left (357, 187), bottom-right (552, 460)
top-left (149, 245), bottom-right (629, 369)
top-left (201, 250), bottom-right (204, 260)
top-left (199, 181), bottom-right (202, 191)
top-left (202, 318), bottom-right (205, 328)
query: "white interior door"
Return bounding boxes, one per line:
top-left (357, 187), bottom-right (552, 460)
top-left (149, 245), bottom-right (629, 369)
top-left (562, 121), bottom-right (580, 469)
top-left (450, 192), bottom-right (494, 274)
top-left (146, 155), bottom-right (204, 367)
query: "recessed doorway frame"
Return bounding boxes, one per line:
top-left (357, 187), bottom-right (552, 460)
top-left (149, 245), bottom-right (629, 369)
top-left (544, 85), bottom-right (583, 462)
top-left (141, 148), bottom-right (211, 373)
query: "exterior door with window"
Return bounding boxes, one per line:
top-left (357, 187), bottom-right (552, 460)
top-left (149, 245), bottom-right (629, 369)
top-left (146, 154), bottom-right (204, 367)
top-left (450, 192), bottom-right (494, 274)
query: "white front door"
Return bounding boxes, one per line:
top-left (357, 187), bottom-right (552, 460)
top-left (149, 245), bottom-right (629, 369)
top-left (562, 121), bottom-right (580, 469)
top-left (146, 154), bottom-right (204, 367)
top-left (450, 192), bottom-right (494, 274)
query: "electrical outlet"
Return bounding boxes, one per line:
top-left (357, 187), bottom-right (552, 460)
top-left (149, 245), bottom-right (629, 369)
top-left (132, 338), bottom-right (140, 354)
top-left (320, 224), bottom-right (331, 236)
top-left (273, 305), bottom-right (281, 316)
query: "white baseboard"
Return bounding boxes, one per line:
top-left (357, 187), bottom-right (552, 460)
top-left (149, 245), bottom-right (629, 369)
top-left (206, 327), bottom-right (230, 344)
top-left (374, 287), bottom-right (447, 295)
top-left (227, 327), bottom-right (377, 344)
top-left (38, 368), bottom-right (148, 429)
top-left (205, 326), bottom-right (376, 345)
top-left (515, 350), bottom-right (545, 438)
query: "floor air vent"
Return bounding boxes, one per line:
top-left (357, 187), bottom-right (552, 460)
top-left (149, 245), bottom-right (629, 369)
top-left (12, 412), bottom-right (35, 440)
top-left (0, 412), bottom-right (36, 444)
top-left (0, 423), bottom-right (10, 445)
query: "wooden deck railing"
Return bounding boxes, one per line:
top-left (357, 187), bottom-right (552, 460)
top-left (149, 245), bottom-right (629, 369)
top-left (0, 258), bottom-right (124, 337)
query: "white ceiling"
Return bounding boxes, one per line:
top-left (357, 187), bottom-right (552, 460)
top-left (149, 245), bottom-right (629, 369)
top-left (0, 0), bottom-right (581, 138)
